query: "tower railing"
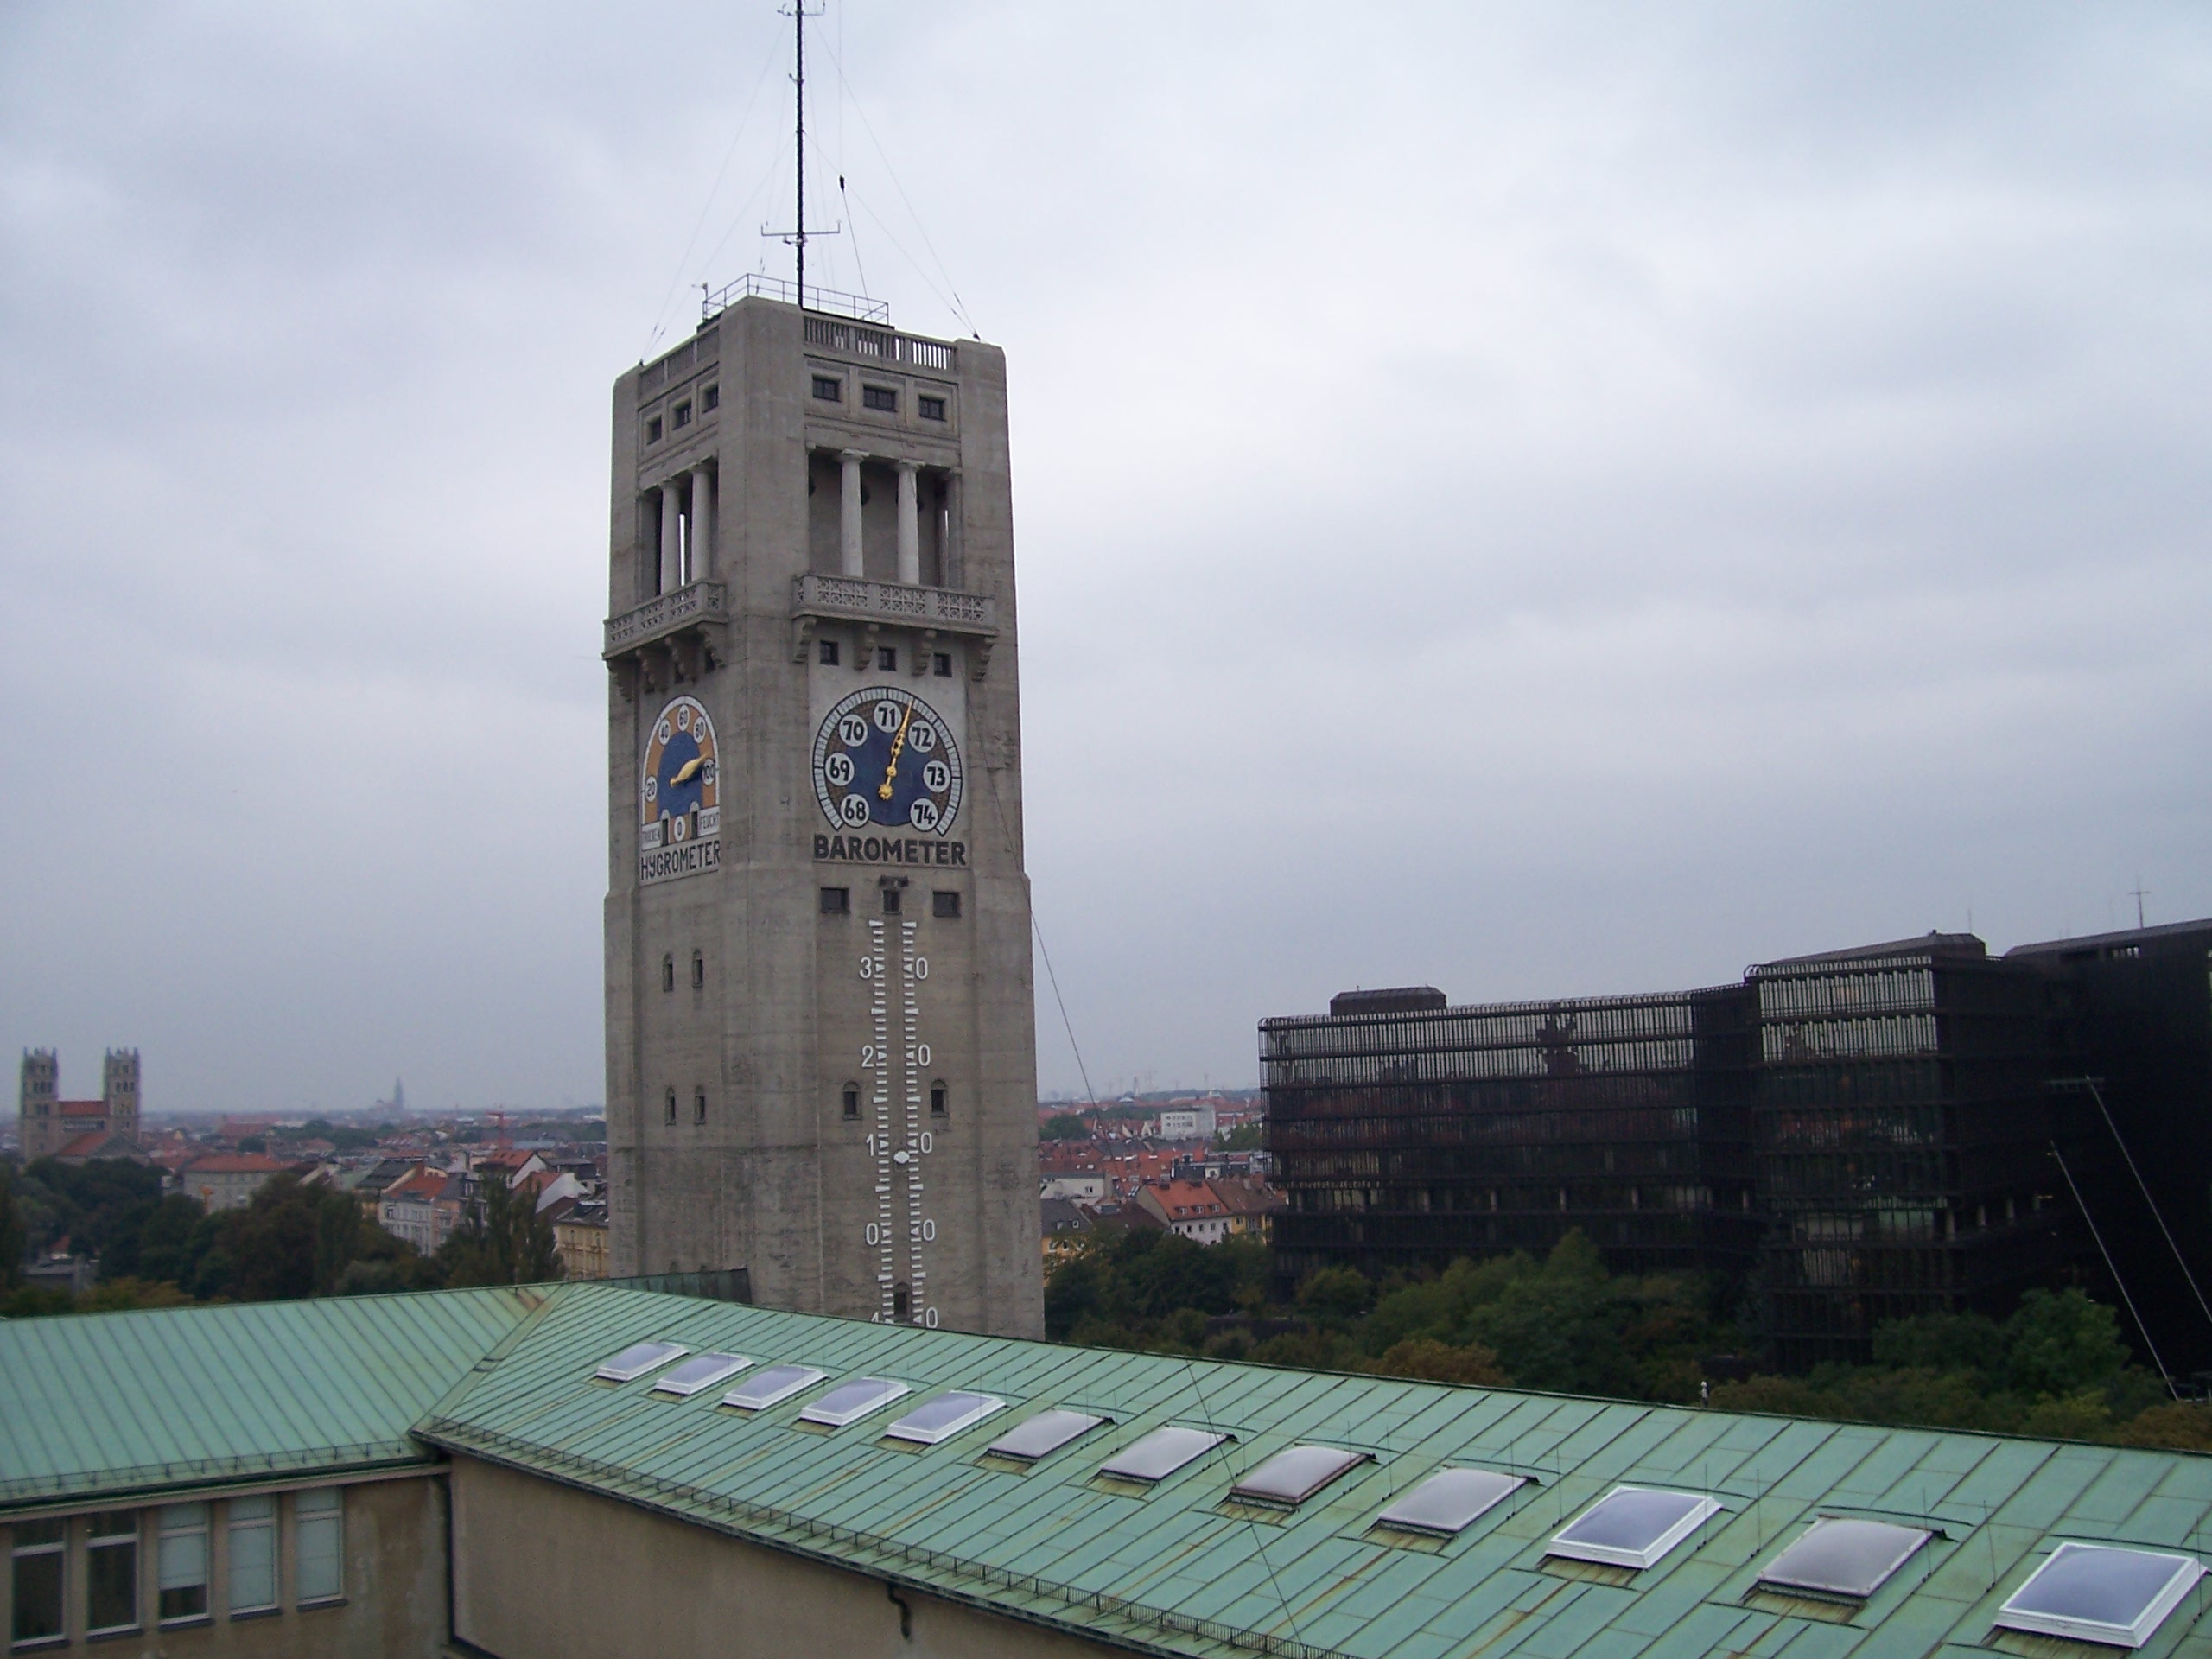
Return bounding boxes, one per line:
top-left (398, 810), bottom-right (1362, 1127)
top-left (702, 273), bottom-right (890, 326)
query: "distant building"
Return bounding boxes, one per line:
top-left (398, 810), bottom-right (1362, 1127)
top-left (1131, 1179), bottom-right (1233, 1244)
top-left (380, 1168), bottom-right (448, 1253)
top-left (550, 1198), bottom-right (609, 1279)
top-left (1156, 1103), bottom-right (1217, 1140)
top-left (16, 1048), bottom-right (138, 1161)
top-left (1039, 1197), bottom-right (1092, 1265)
top-left (178, 1152), bottom-right (293, 1213)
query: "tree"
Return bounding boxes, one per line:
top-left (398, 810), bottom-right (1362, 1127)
top-left (1039, 1115), bottom-right (1094, 1142)
top-left (2004, 1288), bottom-right (2130, 1399)
top-left (436, 1176), bottom-right (563, 1287)
top-left (1371, 1338), bottom-right (1510, 1386)
top-left (0, 1166), bottom-right (22, 1288)
top-left (1213, 1121), bottom-right (1264, 1152)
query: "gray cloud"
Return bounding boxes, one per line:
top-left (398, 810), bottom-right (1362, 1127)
top-left (2, 2), bottom-right (2204, 1110)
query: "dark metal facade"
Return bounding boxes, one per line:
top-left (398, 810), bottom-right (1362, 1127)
top-left (1262, 986), bottom-right (1761, 1296)
top-left (1747, 937), bottom-right (2069, 1370)
top-left (2009, 920), bottom-right (2212, 1376)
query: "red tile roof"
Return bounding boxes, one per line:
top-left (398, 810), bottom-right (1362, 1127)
top-left (58, 1100), bottom-right (107, 1117)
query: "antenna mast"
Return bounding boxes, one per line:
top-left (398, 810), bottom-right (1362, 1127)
top-left (767, 3), bottom-right (834, 310)
top-left (794, 0), bottom-right (806, 309)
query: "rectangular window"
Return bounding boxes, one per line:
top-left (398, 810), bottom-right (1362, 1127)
top-left (841, 1084), bottom-right (860, 1119)
top-left (664, 1092), bottom-right (677, 1125)
top-left (918, 394), bottom-right (946, 422)
top-left (932, 652), bottom-right (952, 677)
top-left (645, 416), bottom-right (664, 443)
top-left (672, 401), bottom-right (692, 429)
top-left (811, 375), bottom-right (842, 402)
top-left (930, 1083), bottom-right (947, 1117)
top-left (10, 1518), bottom-right (65, 1646)
top-left (819, 887), bottom-right (849, 915)
top-left (86, 1511), bottom-right (138, 1634)
top-left (882, 887), bottom-right (903, 915)
top-left (877, 647), bottom-right (897, 671)
top-left (157, 1503), bottom-right (209, 1624)
top-left (818, 639), bottom-right (841, 666)
top-left (702, 385), bottom-right (719, 411)
top-left (861, 385), bottom-right (898, 412)
top-left (226, 1496), bottom-right (276, 1616)
top-left (690, 953), bottom-right (704, 989)
top-left (294, 1490), bottom-right (343, 1605)
top-left (694, 1091), bottom-right (707, 1125)
top-left (932, 891), bottom-right (961, 919)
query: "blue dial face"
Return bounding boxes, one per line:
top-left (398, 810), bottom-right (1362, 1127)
top-left (640, 696), bottom-right (720, 851)
top-left (812, 686), bottom-right (963, 835)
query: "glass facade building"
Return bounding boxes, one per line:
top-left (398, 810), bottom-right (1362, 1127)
top-left (1263, 983), bottom-right (1762, 1296)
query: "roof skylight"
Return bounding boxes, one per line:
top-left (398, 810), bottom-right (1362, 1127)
top-left (1375, 1468), bottom-right (1526, 1535)
top-left (1760, 1517), bottom-right (1930, 1599)
top-left (594, 1341), bottom-right (690, 1382)
top-left (1230, 1446), bottom-right (1370, 1508)
top-left (1548, 1486), bottom-right (1720, 1570)
top-left (721, 1363), bottom-right (825, 1411)
top-left (886, 1391), bottom-right (1004, 1445)
top-left (799, 1376), bottom-right (911, 1428)
top-left (984, 1408), bottom-right (1103, 1463)
top-left (1995, 1542), bottom-right (2206, 1649)
top-left (1098, 1426), bottom-right (1228, 1484)
top-left (651, 1353), bottom-right (753, 1398)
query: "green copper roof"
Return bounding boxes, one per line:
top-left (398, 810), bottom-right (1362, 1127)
top-left (418, 1284), bottom-right (2212, 1659)
top-left (10, 1279), bottom-right (2212, 1659)
top-left (0, 1285), bottom-right (542, 1509)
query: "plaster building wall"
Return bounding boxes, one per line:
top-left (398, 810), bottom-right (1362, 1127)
top-left (0, 1473), bottom-right (447, 1659)
top-left (603, 298), bottom-right (1042, 1338)
top-left (448, 1456), bottom-right (1121, 1659)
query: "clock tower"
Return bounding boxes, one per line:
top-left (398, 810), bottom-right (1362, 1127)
top-left (602, 288), bottom-right (1043, 1338)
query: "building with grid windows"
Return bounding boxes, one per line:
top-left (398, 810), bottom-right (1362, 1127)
top-left (1263, 984), bottom-right (1763, 1297)
top-left (1264, 923), bottom-right (2212, 1369)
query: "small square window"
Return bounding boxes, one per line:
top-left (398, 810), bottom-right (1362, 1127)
top-left (819, 639), bottom-right (841, 666)
top-left (812, 375), bottom-right (842, 401)
top-left (694, 1091), bottom-right (708, 1124)
top-left (878, 646), bottom-right (897, 671)
top-left (918, 394), bottom-right (946, 422)
top-left (862, 385), bottom-right (898, 412)
top-left (645, 416), bottom-right (664, 444)
top-left (932, 891), bottom-right (961, 919)
top-left (842, 1084), bottom-right (861, 1119)
top-left (702, 385), bottom-right (719, 410)
top-left (932, 652), bottom-right (952, 677)
top-left (673, 402), bottom-right (692, 428)
top-left (883, 887), bottom-right (903, 915)
top-left (820, 887), bottom-right (849, 915)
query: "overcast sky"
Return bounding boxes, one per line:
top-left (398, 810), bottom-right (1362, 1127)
top-left (3, 3), bottom-right (2207, 1115)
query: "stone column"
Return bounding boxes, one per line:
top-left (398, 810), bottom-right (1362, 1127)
top-left (840, 450), bottom-right (867, 578)
top-left (895, 461), bottom-right (921, 586)
top-left (658, 480), bottom-right (682, 594)
top-left (688, 464), bottom-right (714, 582)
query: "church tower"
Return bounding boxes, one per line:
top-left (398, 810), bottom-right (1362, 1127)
top-left (19, 1050), bottom-right (57, 1160)
top-left (102, 1049), bottom-right (140, 1141)
top-left (601, 291), bottom-right (1043, 1338)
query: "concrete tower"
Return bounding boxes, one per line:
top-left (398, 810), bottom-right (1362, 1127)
top-left (18, 1050), bottom-right (57, 1160)
top-left (602, 292), bottom-right (1043, 1338)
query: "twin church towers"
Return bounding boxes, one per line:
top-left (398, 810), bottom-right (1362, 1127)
top-left (601, 292), bottom-right (1043, 1338)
